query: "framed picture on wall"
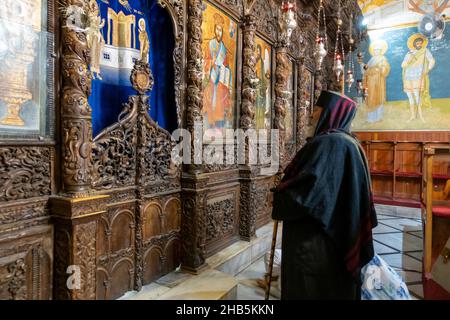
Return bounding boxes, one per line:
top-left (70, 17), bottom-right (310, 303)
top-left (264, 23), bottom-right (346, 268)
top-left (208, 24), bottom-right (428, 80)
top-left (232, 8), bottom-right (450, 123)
top-left (285, 58), bottom-right (296, 143)
top-left (300, 65), bottom-right (314, 117)
top-left (254, 35), bottom-right (273, 131)
top-left (0, 0), bottom-right (52, 139)
top-left (201, 1), bottom-right (239, 136)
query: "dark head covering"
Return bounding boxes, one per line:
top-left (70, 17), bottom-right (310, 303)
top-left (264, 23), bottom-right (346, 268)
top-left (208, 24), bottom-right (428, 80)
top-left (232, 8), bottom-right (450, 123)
top-left (314, 90), bottom-right (357, 135)
top-left (281, 91), bottom-right (358, 187)
top-left (273, 90), bottom-right (377, 277)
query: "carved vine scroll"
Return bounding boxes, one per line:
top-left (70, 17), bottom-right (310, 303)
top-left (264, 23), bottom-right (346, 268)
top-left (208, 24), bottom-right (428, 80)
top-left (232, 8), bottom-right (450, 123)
top-left (60, 0), bottom-right (94, 194)
top-left (0, 147), bottom-right (51, 201)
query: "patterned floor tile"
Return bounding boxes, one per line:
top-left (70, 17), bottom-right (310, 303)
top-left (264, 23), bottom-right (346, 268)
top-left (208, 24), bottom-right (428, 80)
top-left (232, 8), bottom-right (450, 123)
top-left (374, 240), bottom-right (399, 254)
top-left (373, 224), bottom-right (401, 234)
top-left (380, 219), bottom-right (422, 232)
top-left (408, 284), bottom-right (424, 299)
top-left (374, 233), bottom-right (423, 252)
top-left (381, 253), bottom-right (422, 272)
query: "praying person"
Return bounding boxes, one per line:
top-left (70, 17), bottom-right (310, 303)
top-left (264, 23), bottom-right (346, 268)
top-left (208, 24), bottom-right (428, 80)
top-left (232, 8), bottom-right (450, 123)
top-left (272, 90), bottom-right (378, 300)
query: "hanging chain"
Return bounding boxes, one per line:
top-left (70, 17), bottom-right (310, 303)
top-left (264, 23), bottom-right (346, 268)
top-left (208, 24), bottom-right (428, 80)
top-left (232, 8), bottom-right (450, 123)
top-left (317, 0), bottom-right (328, 50)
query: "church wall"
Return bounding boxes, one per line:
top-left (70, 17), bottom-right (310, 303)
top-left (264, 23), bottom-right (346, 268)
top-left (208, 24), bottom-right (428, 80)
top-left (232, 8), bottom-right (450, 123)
top-left (352, 23), bottom-right (450, 131)
top-left (0, 0), bottom-right (363, 300)
top-left (353, 1), bottom-right (450, 206)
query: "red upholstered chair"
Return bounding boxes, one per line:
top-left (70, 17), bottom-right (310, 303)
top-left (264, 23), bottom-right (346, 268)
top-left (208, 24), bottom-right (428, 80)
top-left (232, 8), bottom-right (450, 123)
top-left (422, 147), bottom-right (450, 299)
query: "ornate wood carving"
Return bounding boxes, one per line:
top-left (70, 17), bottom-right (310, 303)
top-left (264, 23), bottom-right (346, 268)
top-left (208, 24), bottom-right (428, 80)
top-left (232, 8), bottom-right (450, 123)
top-left (254, 177), bottom-right (273, 227)
top-left (239, 168), bottom-right (258, 240)
top-left (92, 63), bottom-right (180, 194)
top-left (92, 102), bottom-right (137, 189)
top-left (206, 198), bottom-right (236, 242)
top-left (51, 195), bottom-right (108, 219)
top-left (253, 0), bottom-right (277, 40)
top-left (297, 64), bottom-right (308, 149)
top-left (73, 221), bottom-right (97, 299)
top-left (53, 219), bottom-right (98, 300)
top-left (0, 200), bottom-right (47, 228)
top-left (2, 259), bottom-right (27, 300)
top-left (60, 0), bottom-right (94, 194)
top-left (180, 175), bottom-right (208, 273)
top-left (240, 14), bottom-right (257, 131)
top-left (53, 225), bottom-right (70, 299)
top-left (105, 189), bottom-right (136, 205)
top-left (217, 0), bottom-right (243, 13)
top-left (203, 144), bottom-right (238, 173)
top-left (186, 0), bottom-right (203, 131)
top-left (95, 205), bottom-right (135, 299)
top-left (52, 193), bottom-right (107, 300)
top-left (0, 147), bottom-right (51, 201)
top-left (184, 0), bottom-right (204, 175)
top-left (179, 0), bottom-right (208, 273)
top-left (274, 45), bottom-right (290, 164)
top-left (239, 171), bottom-right (274, 239)
top-left (0, 226), bottom-right (52, 300)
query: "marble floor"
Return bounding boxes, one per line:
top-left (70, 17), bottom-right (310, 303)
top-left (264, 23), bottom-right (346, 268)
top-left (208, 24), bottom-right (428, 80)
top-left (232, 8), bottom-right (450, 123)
top-left (235, 207), bottom-right (424, 300)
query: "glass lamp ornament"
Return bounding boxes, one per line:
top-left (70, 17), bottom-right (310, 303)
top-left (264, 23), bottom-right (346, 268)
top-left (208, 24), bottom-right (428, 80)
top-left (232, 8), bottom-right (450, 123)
top-left (333, 2), bottom-right (345, 85)
top-left (314, 0), bottom-right (328, 71)
top-left (314, 37), bottom-right (328, 71)
top-left (346, 69), bottom-right (354, 90)
top-left (333, 54), bottom-right (344, 81)
top-left (357, 51), bottom-right (364, 64)
top-left (356, 79), bottom-right (363, 95)
top-left (344, 16), bottom-right (356, 93)
top-left (279, 1), bottom-right (297, 45)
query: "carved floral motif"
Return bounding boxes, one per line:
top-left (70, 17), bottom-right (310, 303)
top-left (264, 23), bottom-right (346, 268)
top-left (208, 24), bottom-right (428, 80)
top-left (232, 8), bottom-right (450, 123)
top-left (253, 0), bottom-right (277, 40)
top-left (0, 147), bottom-right (51, 201)
top-left (206, 198), bottom-right (235, 242)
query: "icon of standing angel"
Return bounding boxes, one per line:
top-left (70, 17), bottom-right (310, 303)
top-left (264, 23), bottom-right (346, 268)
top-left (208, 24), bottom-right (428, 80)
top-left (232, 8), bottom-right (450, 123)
top-left (85, 0), bottom-right (106, 80)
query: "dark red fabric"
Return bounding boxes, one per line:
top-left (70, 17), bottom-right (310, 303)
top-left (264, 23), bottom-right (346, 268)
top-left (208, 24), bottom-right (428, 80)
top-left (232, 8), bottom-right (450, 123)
top-left (432, 206), bottom-right (450, 218)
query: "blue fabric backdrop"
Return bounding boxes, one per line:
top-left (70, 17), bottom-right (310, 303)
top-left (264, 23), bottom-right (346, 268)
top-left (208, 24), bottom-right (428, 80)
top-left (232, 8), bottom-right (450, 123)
top-left (90, 0), bottom-right (177, 137)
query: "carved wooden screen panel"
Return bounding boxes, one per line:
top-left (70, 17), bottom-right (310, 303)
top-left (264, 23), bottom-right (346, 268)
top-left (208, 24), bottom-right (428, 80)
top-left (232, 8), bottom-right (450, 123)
top-left (142, 195), bottom-right (181, 284)
top-left (96, 205), bottom-right (135, 300)
top-left (205, 184), bottom-right (240, 256)
top-left (0, 226), bottom-right (52, 300)
top-left (254, 176), bottom-right (274, 228)
top-left (87, 0), bottom-right (184, 299)
top-left (92, 94), bottom-right (181, 299)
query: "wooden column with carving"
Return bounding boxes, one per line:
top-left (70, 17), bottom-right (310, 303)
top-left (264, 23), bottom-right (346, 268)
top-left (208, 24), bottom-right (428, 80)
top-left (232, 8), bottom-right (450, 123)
top-left (274, 41), bottom-right (290, 172)
top-left (296, 61), bottom-right (308, 149)
top-left (239, 13), bottom-right (258, 241)
top-left (50, 0), bottom-right (108, 300)
top-left (131, 61), bottom-right (156, 291)
top-left (180, 0), bottom-right (209, 273)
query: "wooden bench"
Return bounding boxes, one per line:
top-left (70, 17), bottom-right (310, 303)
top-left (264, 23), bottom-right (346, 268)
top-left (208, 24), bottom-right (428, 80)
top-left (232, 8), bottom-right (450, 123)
top-left (422, 146), bottom-right (450, 299)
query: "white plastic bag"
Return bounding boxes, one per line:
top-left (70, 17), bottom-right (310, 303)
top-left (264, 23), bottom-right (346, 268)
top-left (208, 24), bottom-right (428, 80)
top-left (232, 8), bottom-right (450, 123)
top-left (361, 254), bottom-right (412, 300)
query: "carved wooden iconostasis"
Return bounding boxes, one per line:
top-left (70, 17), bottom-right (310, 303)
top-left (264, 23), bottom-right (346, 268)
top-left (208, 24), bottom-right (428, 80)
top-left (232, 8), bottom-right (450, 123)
top-left (0, 0), bottom-right (363, 300)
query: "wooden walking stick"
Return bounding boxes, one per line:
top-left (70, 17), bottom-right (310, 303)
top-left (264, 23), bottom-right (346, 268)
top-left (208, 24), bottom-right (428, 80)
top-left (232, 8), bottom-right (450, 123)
top-left (265, 220), bottom-right (279, 300)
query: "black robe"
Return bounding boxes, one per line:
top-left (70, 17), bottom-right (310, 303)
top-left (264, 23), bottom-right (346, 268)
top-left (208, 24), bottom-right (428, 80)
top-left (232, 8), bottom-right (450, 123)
top-left (272, 91), bottom-right (378, 300)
